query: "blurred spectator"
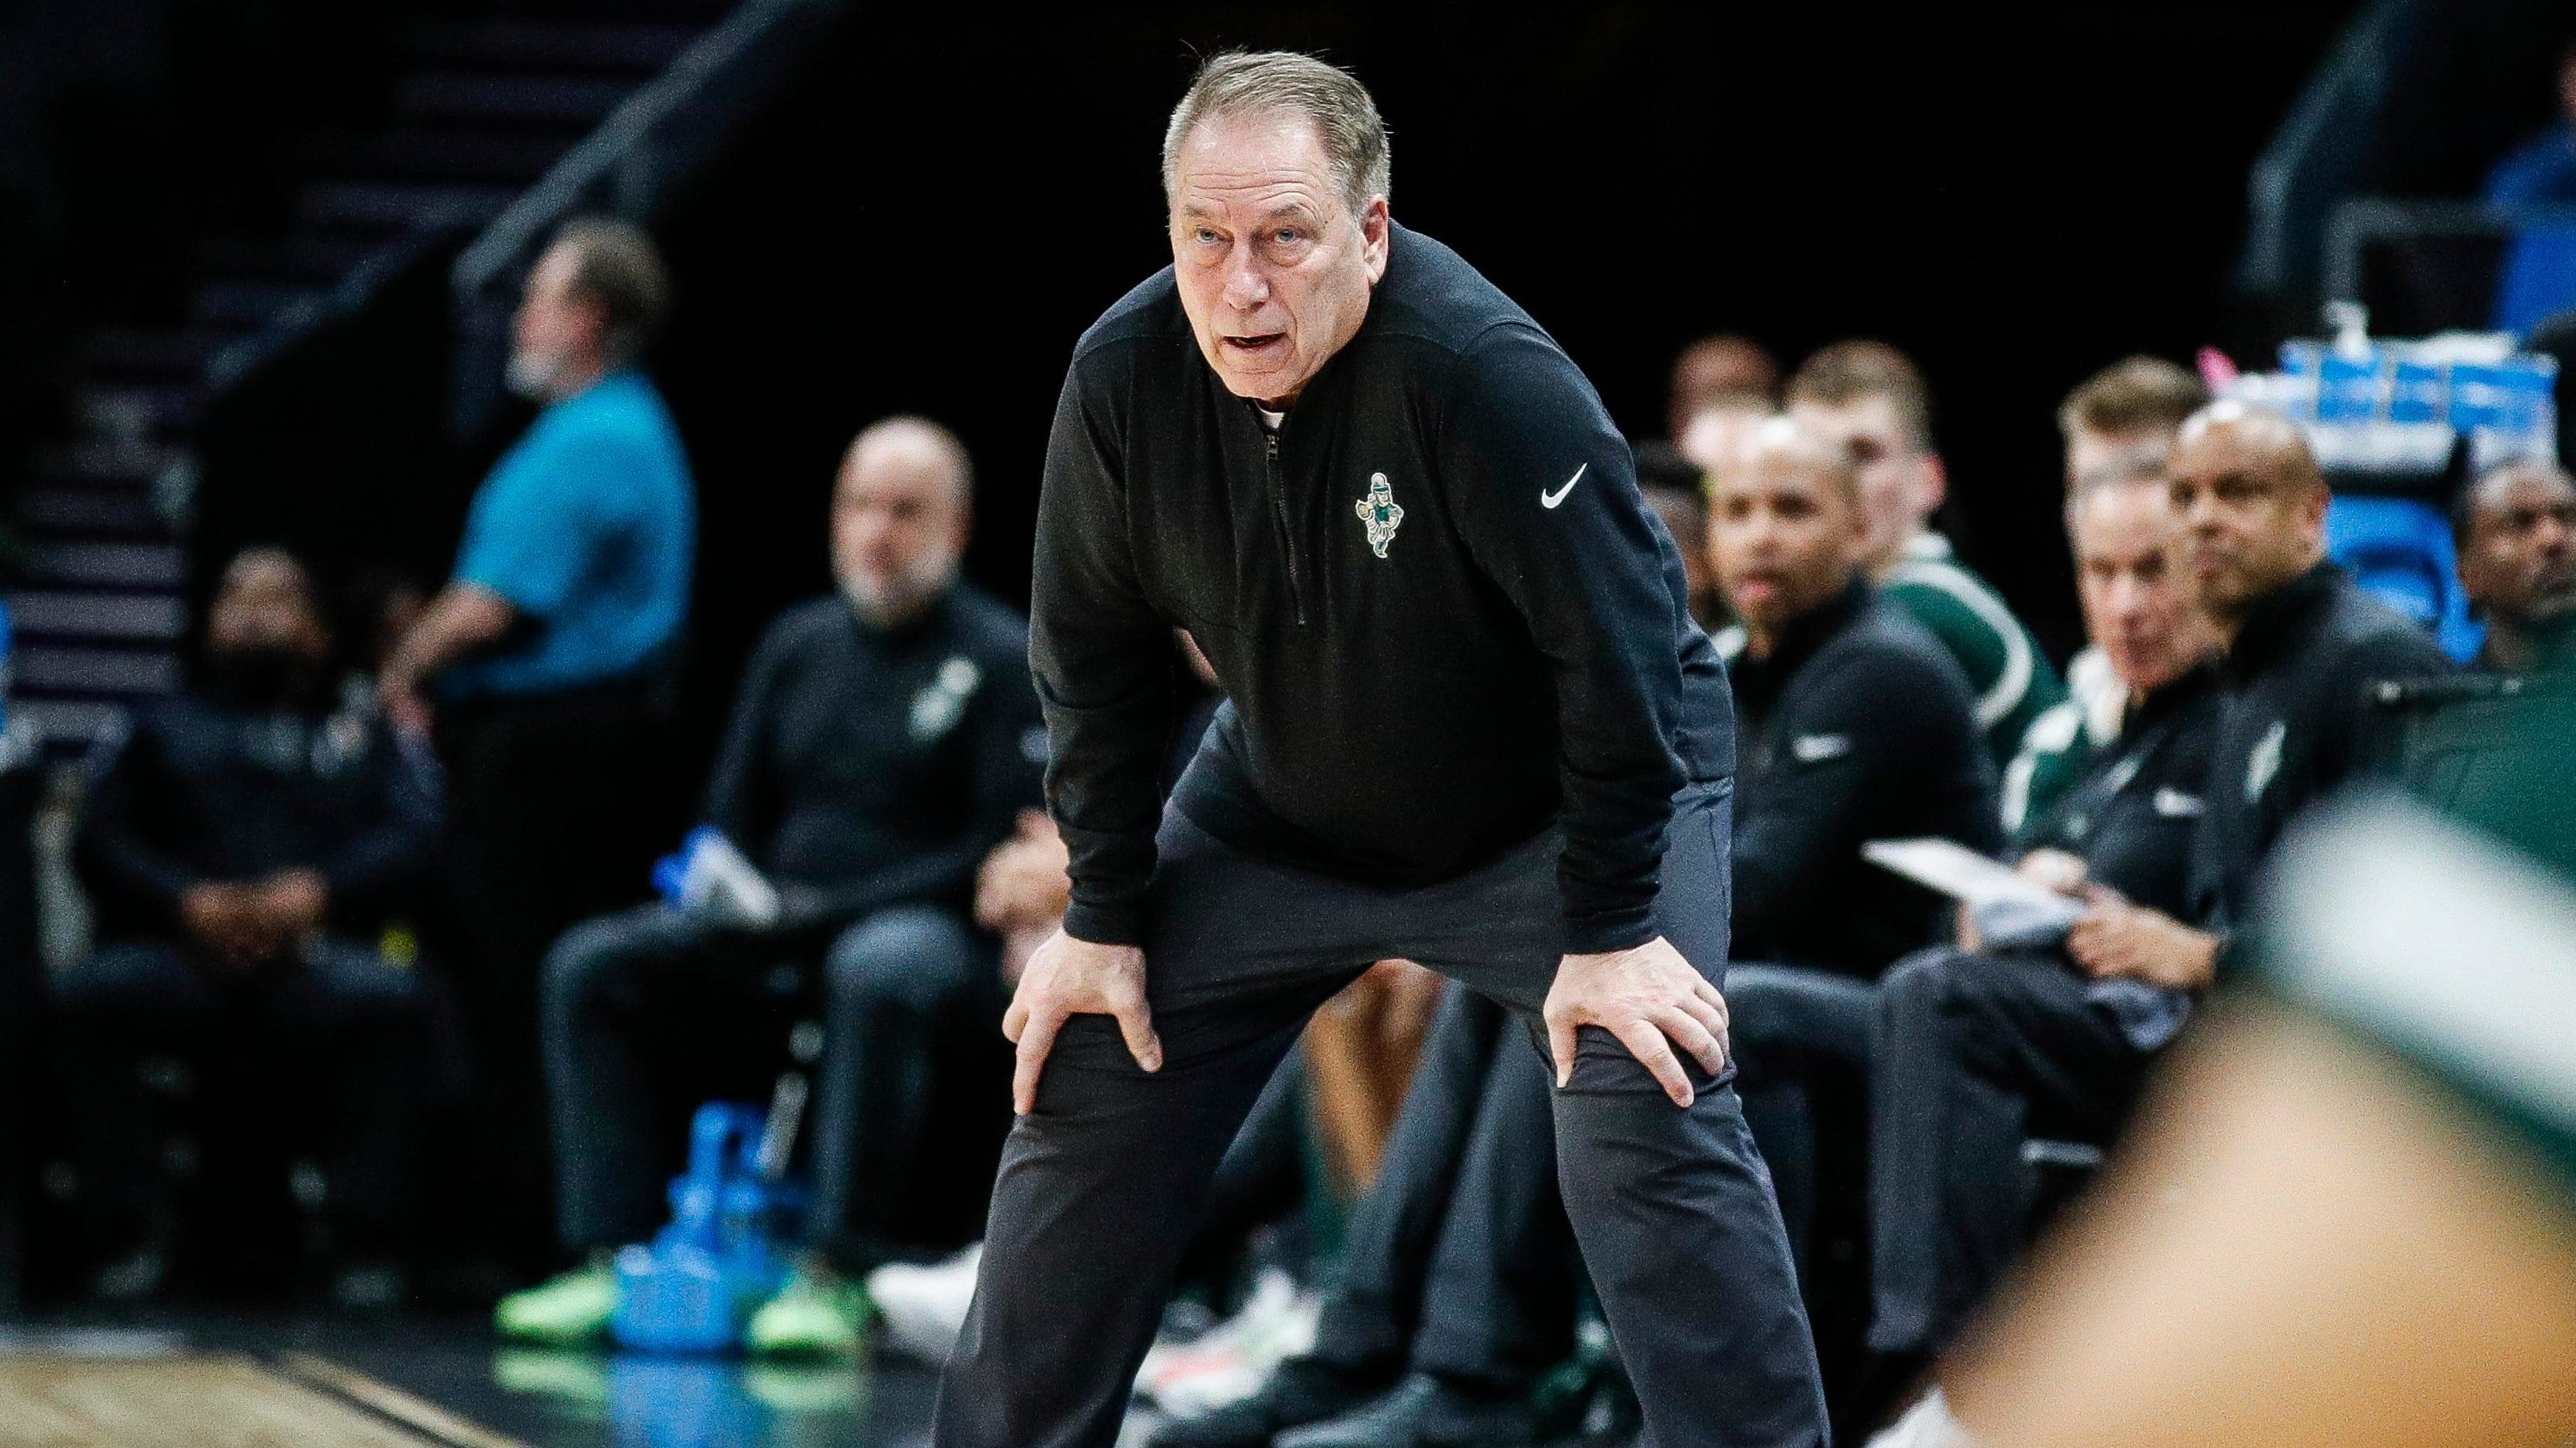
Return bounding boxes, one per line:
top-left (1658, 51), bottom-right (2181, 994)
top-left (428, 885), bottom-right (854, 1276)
top-left (59, 548), bottom-right (445, 1307)
top-left (1788, 341), bottom-right (2066, 768)
top-left (2052, 403), bottom-right (2453, 1006)
top-left (378, 218), bottom-right (695, 1258)
top-left (1703, 418), bottom-right (1997, 1269)
top-left (2454, 459), bottom-right (2576, 672)
top-left (2480, 36), bottom-right (2576, 206)
top-left (2013, 360), bottom-right (2209, 830)
top-left (1868, 462), bottom-right (2221, 1382)
top-left (497, 417), bottom-right (1041, 1358)
top-left (1666, 332), bottom-right (1780, 440)
top-left (2055, 356), bottom-right (2208, 494)
top-left (1926, 802), bottom-right (2576, 1448)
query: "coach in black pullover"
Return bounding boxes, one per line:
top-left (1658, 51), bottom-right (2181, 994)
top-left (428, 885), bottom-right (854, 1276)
top-left (1037, 222), bottom-right (1732, 954)
top-left (946, 53), bottom-right (1821, 1448)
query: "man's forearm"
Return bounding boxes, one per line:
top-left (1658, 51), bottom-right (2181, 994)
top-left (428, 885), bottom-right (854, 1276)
top-left (385, 583), bottom-right (514, 690)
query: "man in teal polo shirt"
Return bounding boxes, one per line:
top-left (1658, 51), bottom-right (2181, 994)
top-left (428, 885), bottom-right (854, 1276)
top-left (381, 217), bottom-right (695, 1258)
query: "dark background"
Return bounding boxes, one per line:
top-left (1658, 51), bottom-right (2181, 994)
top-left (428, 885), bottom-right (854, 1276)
top-left (643, 0), bottom-right (2368, 751)
top-left (32, 0), bottom-right (2576, 768)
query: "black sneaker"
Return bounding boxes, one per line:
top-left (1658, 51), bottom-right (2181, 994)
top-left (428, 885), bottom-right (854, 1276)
top-left (1149, 1357), bottom-right (1393, 1448)
top-left (1274, 1373), bottom-right (1543, 1448)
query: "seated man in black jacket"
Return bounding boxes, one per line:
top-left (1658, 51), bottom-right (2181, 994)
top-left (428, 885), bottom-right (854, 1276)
top-left (1706, 418), bottom-right (1999, 1270)
top-left (1867, 401), bottom-right (2459, 1447)
top-left (500, 417), bottom-right (1044, 1354)
top-left (61, 547), bottom-right (444, 1305)
top-left (1867, 455), bottom-right (2221, 1378)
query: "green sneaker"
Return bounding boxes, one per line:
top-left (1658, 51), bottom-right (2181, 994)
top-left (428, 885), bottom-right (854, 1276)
top-left (747, 1267), bottom-right (873, 1358)
top-left (495, 1259), bottom-right (622, 1345)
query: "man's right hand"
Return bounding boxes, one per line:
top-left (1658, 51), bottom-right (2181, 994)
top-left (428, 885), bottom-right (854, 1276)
top-left (1001, 929), bottom-right (1161, 1116)
top-left (180, 882), bottom-right (275, 970)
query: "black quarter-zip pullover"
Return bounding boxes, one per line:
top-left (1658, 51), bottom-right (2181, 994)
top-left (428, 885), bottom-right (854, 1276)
top-left (1032, 224), bottom-right (1731, 954)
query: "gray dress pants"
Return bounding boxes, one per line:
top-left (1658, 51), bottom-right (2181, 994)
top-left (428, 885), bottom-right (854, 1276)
top-left (933, 781), bottom-right (1826, 1448)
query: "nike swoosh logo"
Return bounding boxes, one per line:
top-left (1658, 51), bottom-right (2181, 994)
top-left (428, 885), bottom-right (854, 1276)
top-left (1539, 462), bottom-right (1587, 510)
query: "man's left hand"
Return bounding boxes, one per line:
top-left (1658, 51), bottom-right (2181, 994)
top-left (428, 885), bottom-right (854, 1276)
top-left (252, 869), bottom-right (329, 943)
top-left (1543, 936), bottom-right (1729, 1108)
top-left (2066, 888), bottom-right (2220, 990)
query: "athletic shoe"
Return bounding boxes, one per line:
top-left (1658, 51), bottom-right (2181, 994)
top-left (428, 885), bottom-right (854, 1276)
top-left (1867, 1387), bottom-right (1977, 1448)
top-left (747, 1265), bottom-right (873, 1357)
top-left (866, 1243), bottom-right (982, 1364)
top-left (1145, 1357), bottom-right (1391, 1448)
top-left (1137, 1267), bottom-right (1320, 1415)
top-left (493, 1257), bottom-right (619, 1345)
top-left (1274, 1372), bottom-right (1542, 1448)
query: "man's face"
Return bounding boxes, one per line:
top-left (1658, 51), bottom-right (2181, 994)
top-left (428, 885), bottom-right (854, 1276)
top-left (1169, 111), bottom-right (1389, 406)
top-left (207, 553), bottom-right (330, 665)
top-left (1708, 436), bottom-right (1863, 641)
top-left (1787, 394), bottom-right (1940, 570)
top-left (2072, 480), bottom-right (2212, 695)
top-left (832, 434), bottom-right (969, 626)
top-left (2166, 413), bottom-right (2327, 624)
top-left (509, 243), bottom-right (604, 400)
top-left (2459, 467), bottom-right (2576, 629)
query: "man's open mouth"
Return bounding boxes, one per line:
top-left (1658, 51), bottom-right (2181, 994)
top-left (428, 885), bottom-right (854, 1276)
top-left (1222, 333), bottom-right (1286, 353)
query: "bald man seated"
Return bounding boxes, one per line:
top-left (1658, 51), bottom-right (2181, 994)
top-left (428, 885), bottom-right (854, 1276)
top-left (2456, 459), bottom-right (2576, 674)
top-left (500, 418), bottom-right (1045, 1355)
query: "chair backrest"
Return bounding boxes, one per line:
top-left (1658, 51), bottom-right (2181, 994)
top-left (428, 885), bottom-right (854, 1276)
top-left (2494, 223), bottom-right (2576, 336)
top-left (2324, 494), bottom-right (2484, 661)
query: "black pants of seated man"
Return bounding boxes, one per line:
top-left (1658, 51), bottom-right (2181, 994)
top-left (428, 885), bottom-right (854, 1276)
top-left (1309, 983), bottom-right (1577, 1396)
top-left (53, 938), bottom-right (444, 1256)
top-left (1867, 946), bottom-right (2176, 1357)
top-left (1723, 963), bottom-right (1881, 1272)
top-left (933, 781), bottom-right (1825, 1448)
top-left (540, 901), bottom-right (1005, 1265)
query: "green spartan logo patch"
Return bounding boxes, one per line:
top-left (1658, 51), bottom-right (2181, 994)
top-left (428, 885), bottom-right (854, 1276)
top-left (1355, 472), bottom-right (1404, 559)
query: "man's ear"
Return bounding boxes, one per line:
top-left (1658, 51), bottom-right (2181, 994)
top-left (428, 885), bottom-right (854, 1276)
top-left (1917, 452), bottom-right (1949, 517)
top-left (1359, 197), bottom-right (1391, 284)
top-left (2299, 475), bottom-right (2332, 534)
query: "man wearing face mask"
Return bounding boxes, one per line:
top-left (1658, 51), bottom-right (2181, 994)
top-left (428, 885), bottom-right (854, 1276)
top-left (379, 218), bottom-right (696, 1259)
top-left (498, 416), bottom-right (1044, 1358)
top-left (59, 548), bottom-right (444, 1307)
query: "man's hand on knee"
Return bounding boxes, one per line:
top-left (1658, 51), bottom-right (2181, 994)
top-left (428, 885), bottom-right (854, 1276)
top-left (1545, 937), bottom-right (1730, 1108)
top-left (1002, 929), bottom-right (1162, 1115)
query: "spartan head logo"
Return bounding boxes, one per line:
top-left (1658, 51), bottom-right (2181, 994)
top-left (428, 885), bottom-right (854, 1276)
top-left (1354, 472), bottom-right (1404, 559)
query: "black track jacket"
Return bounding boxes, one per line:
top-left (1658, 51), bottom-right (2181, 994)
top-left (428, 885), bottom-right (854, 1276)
top-left (1033, 224), bottom-right (1732, 955)
top-left (1721, 580), bottom-right (1999, 976)
top-left (2187, 561), bottom-right (2453, 933)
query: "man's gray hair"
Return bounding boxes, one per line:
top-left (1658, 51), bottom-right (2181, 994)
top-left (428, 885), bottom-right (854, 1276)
top-left (1162, 50), bottom-right (1391, 214)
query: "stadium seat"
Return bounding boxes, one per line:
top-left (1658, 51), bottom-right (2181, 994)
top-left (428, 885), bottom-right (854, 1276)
top-left (2323, 495), bottom-right (2484, 663)
top-left (2492, 221), bottom-right (2576, 338)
